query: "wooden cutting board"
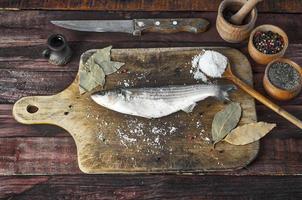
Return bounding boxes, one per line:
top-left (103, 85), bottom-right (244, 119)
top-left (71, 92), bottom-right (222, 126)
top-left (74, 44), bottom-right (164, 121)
top-left (13, 47), bottom-right (259, 174)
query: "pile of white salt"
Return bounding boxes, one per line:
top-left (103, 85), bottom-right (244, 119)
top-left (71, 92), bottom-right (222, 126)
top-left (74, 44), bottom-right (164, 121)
top-left (191, 50), bottom-right (228, 82)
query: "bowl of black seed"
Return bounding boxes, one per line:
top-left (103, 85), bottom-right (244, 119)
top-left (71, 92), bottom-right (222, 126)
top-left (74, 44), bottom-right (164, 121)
top-left (263, 58), bottom-right (302, 101)
top-left (248, 24), bottom-right (288, 64)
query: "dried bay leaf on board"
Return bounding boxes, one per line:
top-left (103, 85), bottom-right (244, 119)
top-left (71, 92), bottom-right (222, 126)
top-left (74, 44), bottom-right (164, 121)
top-left (92, 46), bottom-right (124, 75)
top-left (94, 46), bottom-right (111, 62)
top-left (94, 46), bottom-right (124, 74)
top-left (211, 102), bottom-right (241, 144)
top-left (224, 122), bottom-right (276, 145)
top-left (79, 46), bottom-right (125, 94)
top-left (97, 60), bottom-right (125, 75)
top-left (79, 63), bottom-right (105, 94)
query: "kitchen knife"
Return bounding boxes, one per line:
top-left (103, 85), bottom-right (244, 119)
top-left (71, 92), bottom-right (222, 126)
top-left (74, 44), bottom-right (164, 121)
top-left (51, 18), bottom-right (210, 36)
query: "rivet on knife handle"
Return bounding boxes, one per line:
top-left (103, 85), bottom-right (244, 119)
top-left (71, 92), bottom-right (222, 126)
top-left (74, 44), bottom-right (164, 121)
top-left (133, 18), bottom-right (210, 36)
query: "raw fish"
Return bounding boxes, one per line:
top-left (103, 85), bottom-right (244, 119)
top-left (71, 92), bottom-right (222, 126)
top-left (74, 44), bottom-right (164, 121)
top-left (91, 84), bottom-right (236, 118)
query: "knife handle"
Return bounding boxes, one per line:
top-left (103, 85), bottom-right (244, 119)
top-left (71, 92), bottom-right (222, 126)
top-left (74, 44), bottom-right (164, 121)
top-left (133, 18), bottom-right (210, 36)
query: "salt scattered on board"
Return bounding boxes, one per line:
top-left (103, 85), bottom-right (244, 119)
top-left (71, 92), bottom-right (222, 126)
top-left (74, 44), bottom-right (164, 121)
top-left (191, 50), bottom-right (228, 82)
top-left (115, 119), bottom-right (180, 150)
top-left (88, 51), bottom-right (225, 156)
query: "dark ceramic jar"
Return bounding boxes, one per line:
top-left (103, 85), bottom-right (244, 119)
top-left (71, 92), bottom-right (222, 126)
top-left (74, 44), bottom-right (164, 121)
top-left (43, 34), bottom-right (72, 66)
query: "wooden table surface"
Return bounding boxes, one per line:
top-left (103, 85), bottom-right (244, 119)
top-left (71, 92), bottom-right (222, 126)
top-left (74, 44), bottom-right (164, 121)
top-left (0, 0), bottom-right (302, 199)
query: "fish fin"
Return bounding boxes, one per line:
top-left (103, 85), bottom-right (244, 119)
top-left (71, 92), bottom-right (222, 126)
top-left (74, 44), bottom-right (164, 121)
top-left (216, 84), bottom-right (237, 102)
top-left (182, 103), bottom-right (197, 113)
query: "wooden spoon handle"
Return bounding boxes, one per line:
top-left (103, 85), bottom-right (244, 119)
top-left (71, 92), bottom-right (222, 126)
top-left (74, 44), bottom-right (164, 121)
top-left (229, 75), bottom-right (302, 129)
top-left (230, 0), bottom-right (263, 25)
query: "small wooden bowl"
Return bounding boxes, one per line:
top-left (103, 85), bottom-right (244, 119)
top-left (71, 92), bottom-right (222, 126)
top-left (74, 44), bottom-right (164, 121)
top-left (263, 58), bottom-right (302, 101)
top-left (216, 0), bottom-right (258, 43)
top-left (248, 24), bottom-right (288, 65)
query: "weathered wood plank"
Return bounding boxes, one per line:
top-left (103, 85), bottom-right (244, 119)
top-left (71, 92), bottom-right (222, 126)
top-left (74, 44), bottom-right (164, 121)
top-left (0, 11), bottom-right (302, 48)
top-left (1, 62), bottom-right (301, 105)
top-left (1, 43), bottom-right (301, 73)
top-left (0, 7), bottom-right (301, 199)
top-left (0, 175), bottom-right (302, 200)
top-left (0, 104), bottom-right (69, 137)
top-left (11, 47), bottom-right (260, 174)
top-left (0, 137), bottom-right (80, 175)
top-left (0, 0), bottom-right (301, 13)
top-left (0, 106), bottom-right (301, 175)
top-left (2, 104), bottom-right (301, 137)
top-left (0, 9), bottom-right (301, 176)
top-left (1, 175), bottom-right (302, 199)
top-left (0, 55), bottom-right (298, 104)
top-left (0, 69), bottom-right (76, 103)
top-left (0, 176), bottom-right (49, 199)
top-left (1, 104), bottom-right (301, 136)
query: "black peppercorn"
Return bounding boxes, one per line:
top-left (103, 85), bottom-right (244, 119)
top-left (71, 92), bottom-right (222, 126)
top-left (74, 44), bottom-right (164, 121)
top-left (268, 62), bottom-right (301, 90)
top-left (253, 31), bottom-right (284, 54)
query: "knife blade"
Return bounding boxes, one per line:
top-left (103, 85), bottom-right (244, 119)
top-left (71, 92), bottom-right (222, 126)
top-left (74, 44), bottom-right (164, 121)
top-left (51, 18), bottom-right (210, 36)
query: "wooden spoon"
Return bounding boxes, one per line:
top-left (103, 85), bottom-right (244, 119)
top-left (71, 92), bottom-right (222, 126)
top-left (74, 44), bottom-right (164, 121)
top-left (230, 0), bottom-right (263, 25)
top-left (223, 64), bottom-right (302, 129)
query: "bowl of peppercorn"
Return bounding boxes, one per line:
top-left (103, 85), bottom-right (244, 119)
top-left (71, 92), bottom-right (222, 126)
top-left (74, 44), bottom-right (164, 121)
top-left (263, 58), bottom-right (302, 101)
top-left (248, 24), bottom-right (288, 65)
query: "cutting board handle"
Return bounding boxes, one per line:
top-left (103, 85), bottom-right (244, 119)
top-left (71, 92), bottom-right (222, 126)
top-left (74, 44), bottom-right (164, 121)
top-left (13, 96), bottom-right (63, 125)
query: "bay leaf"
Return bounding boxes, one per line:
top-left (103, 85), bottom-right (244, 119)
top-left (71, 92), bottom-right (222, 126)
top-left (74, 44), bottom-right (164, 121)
top-left (79, 63), bottom-right (105, 94)
top-left (79, 46), bottom-right (125, 94)
top-left (93, 46), bottom-right (124, 75)
top-left (211, 102), bottom-right (241, 144)
top-left (93, 46), bottom-right (112, 63)
top-left (224, 122), bottom-right (276, 145)
top-left (97, 60), bottom-right (125, 75)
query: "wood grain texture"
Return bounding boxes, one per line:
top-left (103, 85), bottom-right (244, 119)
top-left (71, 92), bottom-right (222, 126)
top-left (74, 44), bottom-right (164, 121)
top-left (0, 11), bottom-right (301, 105)
top-left (0, 11), bottom-right (302, 48)
top-left (1, 110), bottom-right (301, 176)
top-left (0, 104), bottom-right (69, 137)
top-left (11, 47), bottom-right (258, 174)
top-left (0, 137), bottom-right (80, 175)
top-left (0, 11), bottom-right (220, 48)
top-left (1, 122), bottom-right (302, 175)
top-left (1, 9), bottom-right (302, 200)
top-left (1, 175), bottom-right (302, 199)
top-left (0, 0), bottom-right (301, 13)
top-left (0, 10), bottom-right (301, 175)
top-left (2, 104), bottom-right (302, 138)
top-left (2, 46), bottom-right (302, 105)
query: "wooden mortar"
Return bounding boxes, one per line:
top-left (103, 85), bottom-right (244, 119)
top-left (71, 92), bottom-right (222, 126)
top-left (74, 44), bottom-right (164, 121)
top-left (216, 0), bottom-right (258, 43)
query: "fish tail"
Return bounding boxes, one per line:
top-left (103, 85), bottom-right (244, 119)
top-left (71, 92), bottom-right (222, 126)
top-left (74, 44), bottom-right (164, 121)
top-left (216, 84), bottom-right (237, 101)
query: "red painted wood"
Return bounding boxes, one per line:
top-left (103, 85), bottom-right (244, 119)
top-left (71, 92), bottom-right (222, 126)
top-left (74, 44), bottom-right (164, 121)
top-left (1, 105), bottom-right (302, 175)
top-left (0, 137), bottom-right (80, 175)
top-left (0, 6), bottom-right (302, 198)
top-left (0, 11), bottom-right (301, 48)
top-left (1, 175), bottom-right (302, 199)
top-left (0, 0), bottom-right (301, 13)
